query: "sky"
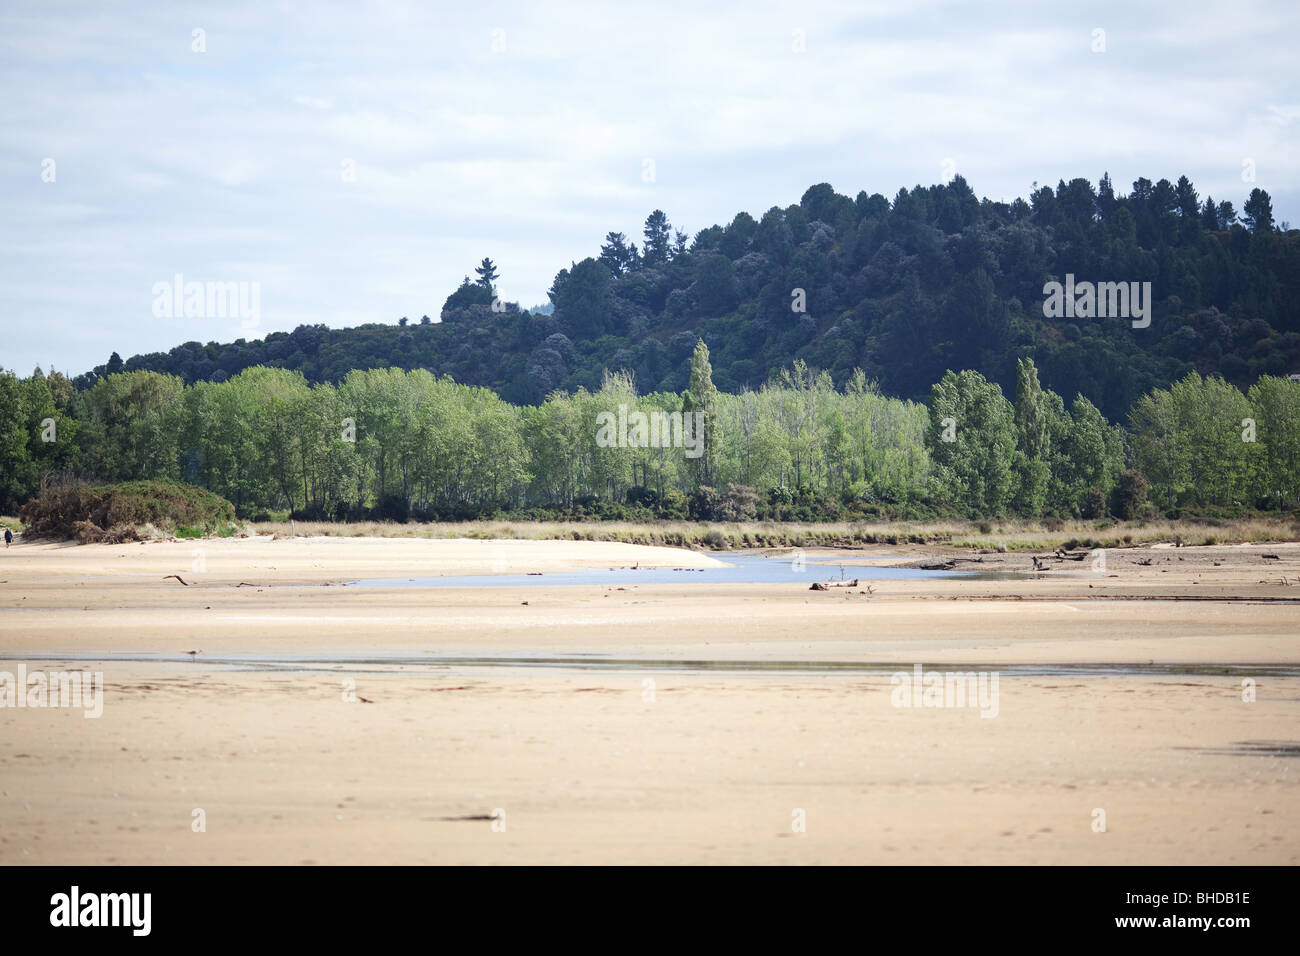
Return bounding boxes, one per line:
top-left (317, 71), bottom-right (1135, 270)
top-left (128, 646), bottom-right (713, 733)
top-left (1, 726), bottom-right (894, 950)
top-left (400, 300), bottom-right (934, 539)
top-left (2, 0), bottom-right (1297, 377)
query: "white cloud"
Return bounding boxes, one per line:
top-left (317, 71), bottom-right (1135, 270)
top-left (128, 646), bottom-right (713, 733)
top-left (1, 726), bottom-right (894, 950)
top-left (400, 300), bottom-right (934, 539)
top-left (0, 0), bottom-right (1296, 375)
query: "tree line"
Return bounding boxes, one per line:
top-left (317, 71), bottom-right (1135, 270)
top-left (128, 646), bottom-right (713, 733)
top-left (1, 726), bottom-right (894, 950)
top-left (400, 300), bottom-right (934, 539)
top-left (4, 345), bottom-right (1297, 522)
top-left (75, 173), bottom-right (1299, 426)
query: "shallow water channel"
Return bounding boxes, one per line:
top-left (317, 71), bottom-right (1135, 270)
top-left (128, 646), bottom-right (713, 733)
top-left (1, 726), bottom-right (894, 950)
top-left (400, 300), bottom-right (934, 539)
top-left (343, 551), bottom-right (958, 588)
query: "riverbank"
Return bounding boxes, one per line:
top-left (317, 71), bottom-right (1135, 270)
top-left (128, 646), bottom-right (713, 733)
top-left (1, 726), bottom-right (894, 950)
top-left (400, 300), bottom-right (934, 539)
top-left (245, 516), bottom-right (1300, 552)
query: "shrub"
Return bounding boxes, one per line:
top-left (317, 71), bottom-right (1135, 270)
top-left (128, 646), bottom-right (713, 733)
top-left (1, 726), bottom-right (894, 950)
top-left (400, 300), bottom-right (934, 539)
top-left (1080, 488), bottom-right (1108, 519)
top-left (717, 484), bottom-right (760, 522)
top-left (373, 494), bottom-right (409, 523)
top-left (19, 479), bottom-right (238, 542)
top-left (689, 486), bottom-right (720, 521)
top-left (702, 529), bottom-right (728, 550)
top-left (624, 486), bottom-right (658, 508)
top-left (658, 490), bottom-right (689, 520)
top-left (1111, 469), bottom-right (1149, 521)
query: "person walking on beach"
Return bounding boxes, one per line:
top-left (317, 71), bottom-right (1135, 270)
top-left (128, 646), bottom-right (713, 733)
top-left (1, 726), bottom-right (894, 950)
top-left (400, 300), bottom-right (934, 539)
top-left (3, 528), bottom-right (11, 548)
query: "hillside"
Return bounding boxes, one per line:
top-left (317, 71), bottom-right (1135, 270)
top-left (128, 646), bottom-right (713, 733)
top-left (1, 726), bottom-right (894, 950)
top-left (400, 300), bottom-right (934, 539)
top-left (75, 174), bottom-right (1299, 423)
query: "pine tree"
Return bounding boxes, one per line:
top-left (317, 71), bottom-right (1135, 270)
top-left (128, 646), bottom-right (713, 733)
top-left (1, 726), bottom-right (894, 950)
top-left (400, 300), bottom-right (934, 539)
top-left (474, 257), bottom-right (499, 289)
top-left (598, 233), bottom-right (635, 276)
top-left (1174, 175), bottom-right (1200, 220)
top-left (1096, 172), bottom-right (1116, 219)
top-left (1200, 197), bottom-right (1219, 231)
top-left (1242, 189), bottom-right (1275, 233)
top-left (643, 210), bottom-right (672, 266)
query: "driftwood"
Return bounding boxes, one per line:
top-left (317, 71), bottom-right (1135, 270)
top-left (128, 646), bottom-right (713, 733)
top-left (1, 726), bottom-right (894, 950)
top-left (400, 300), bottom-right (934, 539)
top-left (810, 579), bottom-right (859, 590)
top-left (918, 556), bottom-right (986, 571)
top-left (163, 574), bottom-right (189, 586)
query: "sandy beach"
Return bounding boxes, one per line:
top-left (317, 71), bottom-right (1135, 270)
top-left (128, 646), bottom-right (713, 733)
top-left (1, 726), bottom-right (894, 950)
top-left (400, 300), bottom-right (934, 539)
top-left (1, 535), bottom-right (1297, 864)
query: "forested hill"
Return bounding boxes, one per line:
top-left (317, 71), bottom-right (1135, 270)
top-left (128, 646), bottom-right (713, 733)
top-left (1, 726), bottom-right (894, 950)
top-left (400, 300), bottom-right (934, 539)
top-left (79, 174), bottom-right (1300, 422)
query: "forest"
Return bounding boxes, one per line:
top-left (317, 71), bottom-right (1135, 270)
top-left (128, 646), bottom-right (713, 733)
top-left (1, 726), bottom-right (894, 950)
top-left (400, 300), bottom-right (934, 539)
top-left (6, 172), bottom-right (1299, 524)
top-left (73, 173), bottom-right (1300, 426)
top-left (3, 342), bottom-right (1297, 523)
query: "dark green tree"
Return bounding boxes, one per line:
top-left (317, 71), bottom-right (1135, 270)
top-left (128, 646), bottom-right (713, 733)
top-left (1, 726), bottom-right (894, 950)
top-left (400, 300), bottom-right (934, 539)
top-left (1200, 196), bottom-right (1220, 230)
top-left (1242, 189), bottom-right (1275, 233)
top-left (598, 233), bottom-right (636, 276)
top-left (474, 257), bottom-right (500, 289)
top-left (442, 276), bottom-right (493, 316)
top-left (643, 210), bottom-right (672, 266)
top-left (1174, 175), bottom-right (1200, 220)
top-left (694, 255), bottom-right (738, 316)
top-left (552, 258), bottom-right (614, 338)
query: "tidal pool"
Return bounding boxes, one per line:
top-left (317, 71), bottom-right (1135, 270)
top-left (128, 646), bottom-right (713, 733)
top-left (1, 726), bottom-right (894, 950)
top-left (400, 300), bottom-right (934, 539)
top-left (343, 551), bottom-right (958, 588)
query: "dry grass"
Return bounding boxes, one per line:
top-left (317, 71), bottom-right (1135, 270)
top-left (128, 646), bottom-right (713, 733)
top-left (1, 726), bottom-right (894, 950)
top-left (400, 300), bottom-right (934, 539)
top-left (249, 517), bottom-right (1299, 552)
top-left (7, 512), bottom-right (1289, 548)
top-left (7, 511), bottom-right (1295, 551)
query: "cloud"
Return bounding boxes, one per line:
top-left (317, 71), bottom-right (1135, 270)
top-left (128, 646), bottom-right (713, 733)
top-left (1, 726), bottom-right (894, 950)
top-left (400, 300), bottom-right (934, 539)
top-left (0, 0), bottom-right (1296, 375)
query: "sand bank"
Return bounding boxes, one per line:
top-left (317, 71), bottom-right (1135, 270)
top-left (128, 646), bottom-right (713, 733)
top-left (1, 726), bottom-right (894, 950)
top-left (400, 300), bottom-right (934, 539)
top-left (1, 535), bottom-right (1296, 864)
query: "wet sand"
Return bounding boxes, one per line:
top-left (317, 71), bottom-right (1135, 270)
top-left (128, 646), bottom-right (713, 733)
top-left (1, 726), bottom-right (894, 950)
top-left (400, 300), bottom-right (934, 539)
top-left (1, 536), bottom-right (1297, 864)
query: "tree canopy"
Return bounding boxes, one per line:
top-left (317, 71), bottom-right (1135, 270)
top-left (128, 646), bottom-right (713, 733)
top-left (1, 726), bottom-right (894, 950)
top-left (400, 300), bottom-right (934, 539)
top-left (74, 174), bottom-right (1297, 425)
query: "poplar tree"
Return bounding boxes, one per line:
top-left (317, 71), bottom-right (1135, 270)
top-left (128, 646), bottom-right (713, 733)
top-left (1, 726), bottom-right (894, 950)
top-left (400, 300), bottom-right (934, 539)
top-left (683, 338), bottom-right (717, 487)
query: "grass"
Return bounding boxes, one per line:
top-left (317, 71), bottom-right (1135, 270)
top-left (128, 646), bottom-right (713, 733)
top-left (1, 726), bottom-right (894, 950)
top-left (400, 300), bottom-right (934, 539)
top-left (9, 504), bottom-right (1292, 552)
top-left (248, 516), bottom-right (1299, 552)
